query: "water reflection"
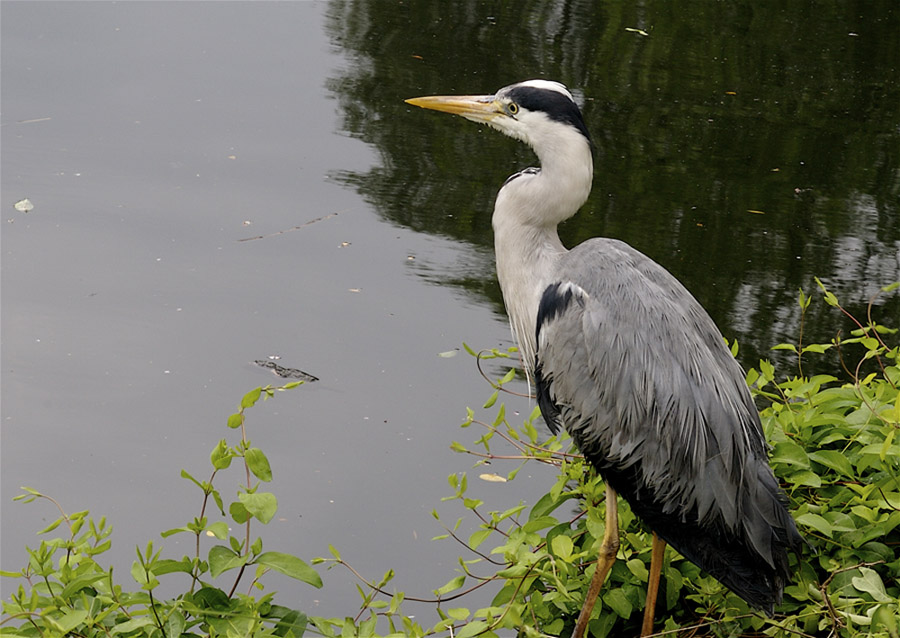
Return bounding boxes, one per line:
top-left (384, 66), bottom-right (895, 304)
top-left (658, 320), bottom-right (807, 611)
top-left (324, 0), bottom-right (899, 372)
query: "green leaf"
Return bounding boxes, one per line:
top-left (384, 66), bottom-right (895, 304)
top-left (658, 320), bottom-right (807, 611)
top-left (245, 447), bottom-right (273, 482)
top-left (152, 557), bottom-right (195, 576)
top-left (446, 607), bottom-right (470, 621)
top-left (551, 534), bottom-right (574, 561)
top-left (802, 343), bottom-right (832, 354)
top-left (193, 586), bottom-right (231, 610)
top-left (795, 512), bottom-right (833, 538)
top-left (241, 387), bottom-right (262, 408)
top-left (797, 288), bottom-right (809, 309)
top-left (816, 277), bottom-right (839, 307)
top-left (529, 491), bottom-right (568, 520)
top-left (227, 412), bottom-right (243, 429)
top-left (872, 603), bottom-right (899, 636)
top-left (881, 429), bottom-right (897, 460)
top-left (851, 567), bottom-right (891, 602)
top-left (239, 491), bottom-right (277, 524)
top-left (36, 517), bottom-right (64, 535)
top-left (230, 501), bottom-right (251, 524)
top-left (492, 402), bottom-right (506, 427)
top-left (455, 620), bottom-right (488, 638)
top-left (603, 587), bottom-right (633, 618)
top-left (165, 611), bottom-right (187, 638)
top-left (110, 616), bottom-right (155, 634)
top-left (256, 551), bottom-right (322, 588)
top-left (180, 469), bottom-right (204, 488)
top-left (130, 561), bottom-right (158, 590)
top-left (626, 557), bottom-right (649, 581)
top-left (211, 439), bottom-right (233, 468)
top-left (523, 515), bottom-right (558, 533)
top-left (469, 528), bottom-right (492, 550)
top-left (808, 450), bottom-right (854, 477)
top-left (389, 591), bottom-right (404, 614)
top-left (435, 574), bottom-right (465, 596)
top-left (770, 440), bottom-right (809, 468)
top-left (59, 572), bottom-right (107, 598)
top-left (786, 470), bottom-right (822, 488)
top-left (53, 608), bottom-right (88, 632)
top-left (208, 545), bottom-right (248, 578)
top-left (206, 521), bottom-right (230, 539)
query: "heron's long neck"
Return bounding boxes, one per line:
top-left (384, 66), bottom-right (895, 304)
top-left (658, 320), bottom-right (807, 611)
top-left (492, 136), bottom-right (593, 376)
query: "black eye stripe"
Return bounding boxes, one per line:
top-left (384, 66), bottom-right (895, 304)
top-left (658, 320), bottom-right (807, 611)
top-left (503, 86), bottom-right (591, 142)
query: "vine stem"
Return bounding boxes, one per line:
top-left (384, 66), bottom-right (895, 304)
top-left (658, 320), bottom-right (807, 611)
top-left (331, 558), bottom-right (494, 604)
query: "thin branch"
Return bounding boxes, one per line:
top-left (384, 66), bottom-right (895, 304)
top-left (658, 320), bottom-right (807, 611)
top-left (237, 212), bottom-right (340, 242)
top-left (331, 557), bottom-right (494, 604)
top-left (437, 520), bottom-right (505, 565)
top-left (475, 350), bottom-right (532, 398)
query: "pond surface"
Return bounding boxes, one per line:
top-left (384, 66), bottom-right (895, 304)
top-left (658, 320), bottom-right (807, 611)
top-left (2, 0), bottom-right (898, 625)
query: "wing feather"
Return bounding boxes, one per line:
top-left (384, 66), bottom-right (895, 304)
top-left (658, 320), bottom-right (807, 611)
top-left (533, 238), bottom-right (801, 612)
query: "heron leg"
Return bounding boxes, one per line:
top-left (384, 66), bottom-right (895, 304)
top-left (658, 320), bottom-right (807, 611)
top-left (573, 483), bottom-right (619, 638)
top-left (640, 532), bottom-right (666, 637)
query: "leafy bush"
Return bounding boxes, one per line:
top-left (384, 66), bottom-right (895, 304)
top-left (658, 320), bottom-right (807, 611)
top-left (2, 282), bottom-right (898, 637)
top-left (315, 282), bottom-right (898, 637)
top-left (1, 383), bottom-right (320, 637)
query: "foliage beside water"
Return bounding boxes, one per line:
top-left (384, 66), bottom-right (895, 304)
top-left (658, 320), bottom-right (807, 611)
top-left (2, 283), bottom-right (898, 637)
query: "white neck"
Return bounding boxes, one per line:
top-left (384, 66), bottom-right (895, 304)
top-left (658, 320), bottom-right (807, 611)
top-left (491, 132), bottom-right (593, 376)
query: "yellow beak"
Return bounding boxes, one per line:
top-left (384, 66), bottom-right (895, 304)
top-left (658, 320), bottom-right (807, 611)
top-left (404, 94), bottom-right (503, 124)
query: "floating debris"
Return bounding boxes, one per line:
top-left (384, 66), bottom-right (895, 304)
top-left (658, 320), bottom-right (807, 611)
top-left (238, 211), bottom-right (340, 242)
top-left (479, 473), bottom-right (508, 483)
top-left (254, 359), bottom-right (318, 382)
top-left (14, 198), bottom-right (34, 213)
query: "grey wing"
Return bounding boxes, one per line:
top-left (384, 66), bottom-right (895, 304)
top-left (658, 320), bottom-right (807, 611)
top-left (533, 238), bottom-right (800, 609)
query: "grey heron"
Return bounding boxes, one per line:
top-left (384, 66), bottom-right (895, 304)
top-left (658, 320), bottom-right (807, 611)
top-left (406, 80), bottom-right (802, 637)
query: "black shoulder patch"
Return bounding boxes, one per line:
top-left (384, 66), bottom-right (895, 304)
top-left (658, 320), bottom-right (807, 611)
top-left (534, 282), bottom-right (583, 436)
top-left (535, 282), bottom-right (580, 342)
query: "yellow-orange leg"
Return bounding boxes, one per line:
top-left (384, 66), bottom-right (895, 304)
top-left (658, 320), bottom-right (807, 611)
top-left (640, 533), bottom-right (666, 637)
top-left (573, 484), bottom-right (619, 638)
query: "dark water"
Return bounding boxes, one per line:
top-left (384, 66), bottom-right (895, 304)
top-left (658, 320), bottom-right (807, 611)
top-left (330, 0), bottom-right (899, 371)
top-left (2, 0), bottom-right (898, 626)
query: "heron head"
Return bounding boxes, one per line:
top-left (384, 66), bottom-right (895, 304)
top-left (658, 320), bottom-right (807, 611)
top-left (405, 79), bottom-right (591, 150)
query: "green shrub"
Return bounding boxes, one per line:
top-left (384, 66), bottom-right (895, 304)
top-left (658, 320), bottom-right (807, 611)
top-left (1, 383), bottom-right (320, 637)
top-left (420, 281), bottom-right (899, 637)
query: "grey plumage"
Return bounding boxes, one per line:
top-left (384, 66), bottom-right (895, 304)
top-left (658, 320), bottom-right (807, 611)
top-left (406, 79), bottom-right (802, 617)
top-left (533, 239), bottom-right (799, 612)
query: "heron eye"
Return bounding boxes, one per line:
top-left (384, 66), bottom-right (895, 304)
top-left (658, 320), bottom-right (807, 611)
top-left (507, 102), bottom-right (519, 115)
